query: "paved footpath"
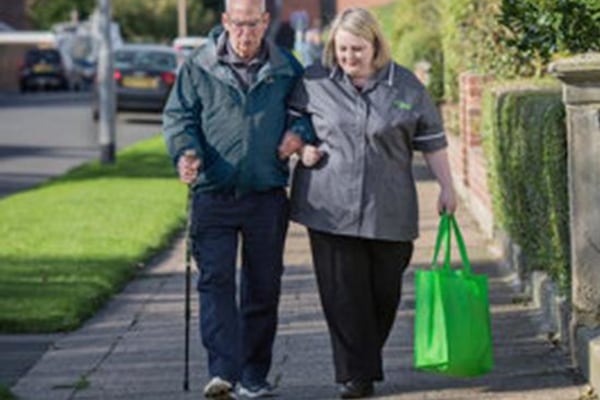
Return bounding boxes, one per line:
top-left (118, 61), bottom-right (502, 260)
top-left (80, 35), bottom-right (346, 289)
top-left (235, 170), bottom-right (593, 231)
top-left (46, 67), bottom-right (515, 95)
top-left (11, 175), bottom-right (588, 399)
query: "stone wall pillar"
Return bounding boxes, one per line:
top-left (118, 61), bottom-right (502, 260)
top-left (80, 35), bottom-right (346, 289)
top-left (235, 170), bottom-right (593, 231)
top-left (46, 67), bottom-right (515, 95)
top-left (550, 53), bottom-right (600, 391)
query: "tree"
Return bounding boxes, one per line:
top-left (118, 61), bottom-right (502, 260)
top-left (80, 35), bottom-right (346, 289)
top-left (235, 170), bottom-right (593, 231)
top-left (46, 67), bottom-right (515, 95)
top-left (26, 0), bottom-right (219, 43)
top-left (27, 0), bottom-right (96, 29)
top-left (112, 0), bottom-right (218, 42)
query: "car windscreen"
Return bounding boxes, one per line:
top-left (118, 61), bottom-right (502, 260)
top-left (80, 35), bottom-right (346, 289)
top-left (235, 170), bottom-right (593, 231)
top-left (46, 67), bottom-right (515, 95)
top-left (114, 50), bottom-right (177, 71)
top-left (26, 50), bottom-right (61, 65)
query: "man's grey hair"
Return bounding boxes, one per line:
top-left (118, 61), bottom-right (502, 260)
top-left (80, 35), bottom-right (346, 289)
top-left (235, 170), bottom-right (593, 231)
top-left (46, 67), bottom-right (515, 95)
top-left (225, 0), bottom-right (266, 12)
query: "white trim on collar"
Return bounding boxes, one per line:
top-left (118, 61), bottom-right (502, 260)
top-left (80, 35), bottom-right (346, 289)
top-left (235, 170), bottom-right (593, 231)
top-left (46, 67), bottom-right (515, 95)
top-left (413, 131), bottom-right (446, 142)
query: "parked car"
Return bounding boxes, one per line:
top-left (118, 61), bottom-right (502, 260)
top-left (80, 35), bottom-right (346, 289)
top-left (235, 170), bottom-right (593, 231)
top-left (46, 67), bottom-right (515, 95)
top-left (18, 47), bottom-right (86, 92)
top-left (172, 36), bottom-right (207, 65)
top-left (93, 44), bottom-right (178, 119)
top-left (19, 48), bottom-right (69, 92)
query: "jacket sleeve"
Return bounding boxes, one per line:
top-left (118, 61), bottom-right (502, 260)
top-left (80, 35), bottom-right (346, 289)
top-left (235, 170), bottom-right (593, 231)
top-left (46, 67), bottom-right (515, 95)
top-left (410, 71), bottom-right (447, 153)
top-left (281, 51), bottom-right (316, 144)
top-left (286, 77), bottom-right (317, 144)
top-left (162, 61), bottom-right (204, 165)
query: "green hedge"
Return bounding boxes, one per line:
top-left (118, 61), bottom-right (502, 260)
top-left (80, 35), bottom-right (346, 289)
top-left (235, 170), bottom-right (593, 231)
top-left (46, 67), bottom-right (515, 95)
top-left (482, 82), bottom-right (570, 289)
top-left (498, 0), bottom-right (600, 77)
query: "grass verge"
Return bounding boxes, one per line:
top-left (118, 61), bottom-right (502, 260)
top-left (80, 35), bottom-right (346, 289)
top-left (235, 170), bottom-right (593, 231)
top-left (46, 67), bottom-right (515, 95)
top-left (0, 384), bottom-right (16, 400)
top-left (0, 136), bottom-right (186, 332)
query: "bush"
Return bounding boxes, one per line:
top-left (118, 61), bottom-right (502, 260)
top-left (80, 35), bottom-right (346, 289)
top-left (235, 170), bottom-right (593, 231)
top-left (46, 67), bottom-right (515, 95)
top-left (374, 0), bottom-right (444, 102)
top-left (498, 0), bottom-right (600, 77)
top-left (438, 0), bottom-right (600, 100)
top-left (440, 0), bottom-right (515, 101)
top-left (482, 82), bottom-right (570, 289)
top-left (379, 0), bottom-right (600, 103)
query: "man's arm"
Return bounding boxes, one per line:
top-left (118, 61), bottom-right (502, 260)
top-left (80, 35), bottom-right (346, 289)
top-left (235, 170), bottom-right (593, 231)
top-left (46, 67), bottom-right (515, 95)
top-left (277, 52), bottom-right (317, 160)
top-left (162, 62), bottom-right (204, 168)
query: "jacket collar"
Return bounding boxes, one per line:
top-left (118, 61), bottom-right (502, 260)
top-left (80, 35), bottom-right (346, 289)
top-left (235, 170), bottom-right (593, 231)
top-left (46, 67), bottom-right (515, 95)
top-left (330, 61), bottom-right (395, 90)
top-left (192, 28), bottom-right (296, 82)
top-left (216, 31), bottom-right (269, 67)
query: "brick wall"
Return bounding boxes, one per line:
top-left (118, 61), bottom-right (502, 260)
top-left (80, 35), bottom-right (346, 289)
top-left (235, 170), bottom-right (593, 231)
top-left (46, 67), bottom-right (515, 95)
top-left (280, 0), bottom-right (321, 25)
top-left (0, 0), bottom-right (28, 30)
top-left (0, 45), bottom-right (30, 92)
top-left (448, 72), bottom-right (495, 237)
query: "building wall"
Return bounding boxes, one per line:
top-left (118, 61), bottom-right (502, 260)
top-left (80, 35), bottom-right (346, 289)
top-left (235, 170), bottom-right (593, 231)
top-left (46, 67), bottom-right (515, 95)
top-left (336, 0), bottom-right (394, 12)
top-left (0, 44), bottom-right (31, 92)
top-left (0, 0), bottom-right (28, 30)
top-left (321, 0), bottom-right (336, 23)
top-left (280, 0), bottom-right (321, 26)
top-left (0, 0), bottom-right (30, 92)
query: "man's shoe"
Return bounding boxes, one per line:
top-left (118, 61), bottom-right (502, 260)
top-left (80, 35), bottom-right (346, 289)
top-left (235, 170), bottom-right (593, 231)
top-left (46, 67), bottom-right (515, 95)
top-left (204, 377), bottom-right (235, 399)
top-left (238, 382), bottom-right (277, 398)
top-left (338, 380), bottom-right (374, 399)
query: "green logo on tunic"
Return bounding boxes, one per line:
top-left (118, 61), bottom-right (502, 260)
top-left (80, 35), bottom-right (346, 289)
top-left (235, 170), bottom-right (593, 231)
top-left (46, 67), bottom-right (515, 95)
top-left (393, 100), bottom-right (413, 110)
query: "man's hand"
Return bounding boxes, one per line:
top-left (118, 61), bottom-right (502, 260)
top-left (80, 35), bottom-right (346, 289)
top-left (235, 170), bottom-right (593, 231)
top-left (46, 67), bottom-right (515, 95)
top-left (177, 150), bottom-right (201, 184)
top-left (300, 145), bottom-right (323, 167)
top-left (278, 131), bottom-right (304, 160)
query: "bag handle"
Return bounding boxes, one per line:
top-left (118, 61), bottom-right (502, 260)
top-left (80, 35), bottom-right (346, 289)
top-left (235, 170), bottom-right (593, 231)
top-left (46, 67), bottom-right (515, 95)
top-left (449, 214), bottom-right (472, 274)
top-left (431, 213), bottom-right (472, 274)
top-left (431, 213), bottom-right (450, 269)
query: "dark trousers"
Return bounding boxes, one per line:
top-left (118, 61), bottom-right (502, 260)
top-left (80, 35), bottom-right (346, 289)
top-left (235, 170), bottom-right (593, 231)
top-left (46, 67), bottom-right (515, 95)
top-left (308, 229), bottom-right (413, 383)
top-left (190, 189), bottom-right (289, 387)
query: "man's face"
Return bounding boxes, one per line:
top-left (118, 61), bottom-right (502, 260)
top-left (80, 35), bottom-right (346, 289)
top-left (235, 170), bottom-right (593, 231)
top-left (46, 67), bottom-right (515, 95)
top-left (222, 0), bottom-right (269, 60)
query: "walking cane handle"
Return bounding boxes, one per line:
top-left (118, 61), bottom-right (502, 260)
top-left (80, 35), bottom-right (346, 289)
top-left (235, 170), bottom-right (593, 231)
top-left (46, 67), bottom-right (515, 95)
top-left (183, 149), bottom-right (197, 159)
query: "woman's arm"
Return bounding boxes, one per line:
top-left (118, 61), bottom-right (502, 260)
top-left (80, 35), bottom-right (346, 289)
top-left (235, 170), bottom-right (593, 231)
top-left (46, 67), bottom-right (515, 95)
top-left (423, 148), bottom-right (457, 214)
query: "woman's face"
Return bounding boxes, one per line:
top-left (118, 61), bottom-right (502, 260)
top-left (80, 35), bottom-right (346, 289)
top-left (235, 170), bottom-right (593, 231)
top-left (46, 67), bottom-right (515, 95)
top-left (334, 29), bottom-right (375, 79)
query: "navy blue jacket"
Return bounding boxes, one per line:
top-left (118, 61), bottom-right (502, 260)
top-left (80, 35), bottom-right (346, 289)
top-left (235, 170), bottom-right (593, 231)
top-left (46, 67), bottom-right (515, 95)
top-left (163, 29), bottom-right (313, 193)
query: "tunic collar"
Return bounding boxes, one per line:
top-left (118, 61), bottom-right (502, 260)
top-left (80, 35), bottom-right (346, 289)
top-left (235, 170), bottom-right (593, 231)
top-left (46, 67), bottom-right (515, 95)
top-left (330, 62), bottom-right (395, 90)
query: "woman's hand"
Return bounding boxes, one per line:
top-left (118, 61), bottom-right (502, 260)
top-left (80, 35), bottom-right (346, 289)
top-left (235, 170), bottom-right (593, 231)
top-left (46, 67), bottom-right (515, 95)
top-left (422, 149), bottom-right (457, 214)
top-left (438, 186), bottom-right (457, 215)
top-left (301, 144), bottom-right (323, 167)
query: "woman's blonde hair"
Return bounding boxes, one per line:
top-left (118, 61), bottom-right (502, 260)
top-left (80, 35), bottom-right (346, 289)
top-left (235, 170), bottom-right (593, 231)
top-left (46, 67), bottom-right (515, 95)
top-left (322, 7), bottom-right (391, 70)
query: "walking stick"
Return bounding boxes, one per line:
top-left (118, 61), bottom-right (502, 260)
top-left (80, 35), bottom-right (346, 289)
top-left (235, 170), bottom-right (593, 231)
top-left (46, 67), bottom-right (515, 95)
top-left (182, 150), bottom-right (196, 392)
top-left (183, 184), bottom-right (192, 391)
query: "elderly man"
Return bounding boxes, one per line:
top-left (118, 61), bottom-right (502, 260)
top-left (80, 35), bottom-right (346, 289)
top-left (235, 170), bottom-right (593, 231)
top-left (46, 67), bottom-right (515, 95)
top-left (162, 0), bottom-right (311, 398)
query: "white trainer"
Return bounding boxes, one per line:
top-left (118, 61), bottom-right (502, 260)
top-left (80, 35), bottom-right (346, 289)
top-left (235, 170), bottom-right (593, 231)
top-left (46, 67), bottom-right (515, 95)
top-left (238, 382), bottom-right (276, 398)
top-left (204, 376), bottom-right (234, 398)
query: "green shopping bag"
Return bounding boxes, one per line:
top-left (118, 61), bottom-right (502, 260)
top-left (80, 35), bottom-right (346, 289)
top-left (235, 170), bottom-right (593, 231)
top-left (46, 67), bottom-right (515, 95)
top-left (413, 213), bottom-right (493, 376)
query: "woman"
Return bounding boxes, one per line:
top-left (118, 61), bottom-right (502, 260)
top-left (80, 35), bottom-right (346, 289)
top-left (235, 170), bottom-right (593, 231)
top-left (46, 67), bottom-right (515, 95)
top-left (288, 7), bottom-right (457, 399)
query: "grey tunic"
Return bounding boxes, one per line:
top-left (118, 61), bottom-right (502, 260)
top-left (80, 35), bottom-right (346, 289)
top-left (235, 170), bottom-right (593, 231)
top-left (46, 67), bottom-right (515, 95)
top-left (289, 62), bottom-right (447, 241)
